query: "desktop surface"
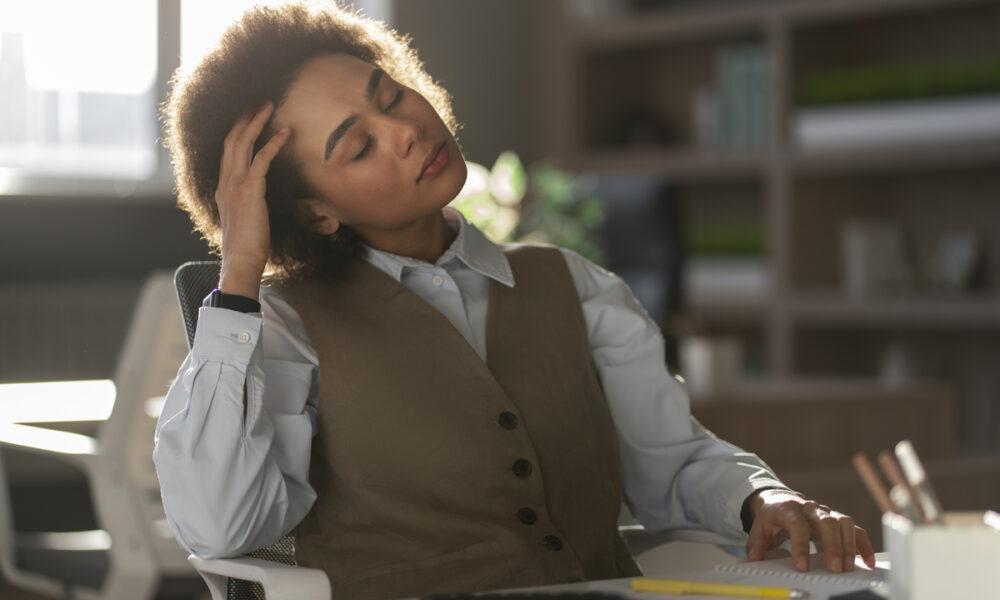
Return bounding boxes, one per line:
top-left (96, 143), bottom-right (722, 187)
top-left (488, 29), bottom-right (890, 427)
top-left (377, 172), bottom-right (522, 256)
top-left (426, 552), bottom-right (892, 600)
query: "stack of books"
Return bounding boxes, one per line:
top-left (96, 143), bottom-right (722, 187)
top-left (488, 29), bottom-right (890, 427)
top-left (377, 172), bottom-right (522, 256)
top-left (794, 58), bottom-right (1000, 150)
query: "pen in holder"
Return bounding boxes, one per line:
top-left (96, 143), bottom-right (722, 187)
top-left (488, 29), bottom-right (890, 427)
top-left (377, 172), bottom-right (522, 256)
top-left (882, 510), bottom-right (1000, 600)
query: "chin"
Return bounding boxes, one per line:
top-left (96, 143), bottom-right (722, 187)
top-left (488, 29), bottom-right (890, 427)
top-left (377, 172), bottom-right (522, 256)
top-left (439, 151), bottom-right (468, 203)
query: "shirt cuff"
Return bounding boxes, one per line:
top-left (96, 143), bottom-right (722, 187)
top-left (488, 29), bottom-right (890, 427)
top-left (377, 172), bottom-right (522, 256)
top-left (191, 306), bottom-right (263, 363)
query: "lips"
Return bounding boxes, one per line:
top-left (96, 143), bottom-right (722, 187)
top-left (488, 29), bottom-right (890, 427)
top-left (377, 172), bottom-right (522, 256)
top-left (417, 142), bottom-right (447, 182)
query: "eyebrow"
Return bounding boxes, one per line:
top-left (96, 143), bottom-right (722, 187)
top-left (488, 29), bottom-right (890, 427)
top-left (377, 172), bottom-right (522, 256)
top-left (324, 67), bottom-right (386, 161)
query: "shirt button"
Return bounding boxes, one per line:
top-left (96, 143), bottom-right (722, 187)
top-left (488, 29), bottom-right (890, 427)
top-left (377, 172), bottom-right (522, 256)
top-left (498, 411), bottom-right (518, 429)
top-left (512, 459), bottom-right (532, 478)
top-left (517, 507), bottom-right (537, 525)
top-left (567, 577), bottom-right (582, 583)
top-left (543, 535), bottom-right (563, 551)
top-left (236, 331), bottom-right (251, 343)
top-left (432, 275), bottom-right (444, 286)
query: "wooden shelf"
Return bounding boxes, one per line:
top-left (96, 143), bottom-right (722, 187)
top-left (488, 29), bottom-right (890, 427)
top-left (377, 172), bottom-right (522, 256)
top-left (788, 293), bottom-right (1000, 328)
top-left (569, 4), bottom-right (769, 51)
top-left (685, 297), bottom-right (770, 326)
top-left (782, 0), bottom-right (994, 26)
top-left (531, 0), bottom-right (1000, 414)
top-left (792, 138), bottom-right (1000, 177)
top-left (570, 148), bottom-right (767, 182)
top-left (567, 0), bottom-right (988, 51)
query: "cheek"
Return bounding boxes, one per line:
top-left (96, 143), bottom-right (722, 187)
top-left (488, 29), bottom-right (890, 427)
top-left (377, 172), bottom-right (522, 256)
top-left (328, 166), bottom-right (407, 215)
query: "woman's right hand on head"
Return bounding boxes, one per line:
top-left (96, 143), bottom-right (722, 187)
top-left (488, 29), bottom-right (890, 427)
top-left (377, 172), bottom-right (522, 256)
top-left (215, 102), bottom-right (291, 300)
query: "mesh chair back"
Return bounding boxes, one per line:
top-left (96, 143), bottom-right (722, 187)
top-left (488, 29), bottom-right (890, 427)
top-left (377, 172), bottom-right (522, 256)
top-left (173, 261), bottom-right (221, 348)
top-left (172, 261), bottom-right (298, 600)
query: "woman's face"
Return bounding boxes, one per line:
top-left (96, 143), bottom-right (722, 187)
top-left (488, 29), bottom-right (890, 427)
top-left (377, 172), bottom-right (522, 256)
top-left (272, 53), bottom-right (467, 240)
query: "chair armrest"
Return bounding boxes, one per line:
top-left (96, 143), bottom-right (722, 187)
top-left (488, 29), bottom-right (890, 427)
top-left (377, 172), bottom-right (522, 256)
top-left (188, 555), bottom-right (331, 600)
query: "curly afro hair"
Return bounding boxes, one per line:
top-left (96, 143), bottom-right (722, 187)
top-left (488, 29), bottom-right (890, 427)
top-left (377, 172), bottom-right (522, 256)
top-left (163, 1), bottom-right (460, 278)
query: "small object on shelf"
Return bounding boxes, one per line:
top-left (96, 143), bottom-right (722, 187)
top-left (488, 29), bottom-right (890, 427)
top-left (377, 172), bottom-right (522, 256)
top-left (840, 220), bottom-right (914, 298)
top-left (878, 340), bottom-right (916, 387)
top-left (679, 336), bottom-right (743, 399)
top-left (929, 231), bottom-right (985, 292)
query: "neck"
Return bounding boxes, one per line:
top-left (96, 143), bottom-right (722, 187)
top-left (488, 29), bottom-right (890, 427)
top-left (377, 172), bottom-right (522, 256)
top-left (357, 210), bottom-right (457, 264)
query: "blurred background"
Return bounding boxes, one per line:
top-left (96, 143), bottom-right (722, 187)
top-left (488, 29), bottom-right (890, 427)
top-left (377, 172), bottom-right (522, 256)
top-left (2, 0), bottom-right (999, 598)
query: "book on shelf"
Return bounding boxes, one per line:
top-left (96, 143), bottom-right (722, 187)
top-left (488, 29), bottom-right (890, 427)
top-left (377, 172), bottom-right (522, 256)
top-left (709, 44), bottom-right (771, 151)
top-left (794, 94), bottom-right (1000, 151)
top-left (686, 257), bottom-right (770, 305)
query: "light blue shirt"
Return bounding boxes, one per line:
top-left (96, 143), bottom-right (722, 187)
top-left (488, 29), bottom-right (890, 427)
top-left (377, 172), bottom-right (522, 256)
top-left (153, 207), bottom-right (786, 558)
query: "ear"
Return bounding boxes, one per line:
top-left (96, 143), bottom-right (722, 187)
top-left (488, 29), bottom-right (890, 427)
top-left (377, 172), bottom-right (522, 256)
top-left (300, 198), bottom-right (341, 236)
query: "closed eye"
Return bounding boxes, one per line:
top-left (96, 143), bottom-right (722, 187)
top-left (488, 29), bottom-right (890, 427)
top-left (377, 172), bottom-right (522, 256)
top-left (353, 137), bottom-right (372, 161)
top-left (387, 87), bottom-right (404, 109)
top-left (352, 88), bottom-right (404, 161)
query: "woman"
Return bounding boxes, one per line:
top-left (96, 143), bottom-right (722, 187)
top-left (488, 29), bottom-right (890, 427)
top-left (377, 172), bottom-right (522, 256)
top-left (153, 3), bottom-right (875, 599)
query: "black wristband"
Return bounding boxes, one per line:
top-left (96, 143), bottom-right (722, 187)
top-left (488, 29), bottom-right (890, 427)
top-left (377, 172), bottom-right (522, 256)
top-left (204, 288), bottom-right (261, 313)
top-left (740, 493), bottom-right (758, 534)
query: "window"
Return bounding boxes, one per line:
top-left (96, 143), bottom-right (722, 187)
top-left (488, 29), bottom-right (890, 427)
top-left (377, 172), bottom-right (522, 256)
top-left (0, 1), bottom-right (160, 185)
top-left (0, 0), bottom-right (390, 196)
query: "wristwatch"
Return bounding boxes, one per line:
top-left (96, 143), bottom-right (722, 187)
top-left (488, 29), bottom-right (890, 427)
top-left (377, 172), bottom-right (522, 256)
top-left (203, 288), bottom-right (262, 313)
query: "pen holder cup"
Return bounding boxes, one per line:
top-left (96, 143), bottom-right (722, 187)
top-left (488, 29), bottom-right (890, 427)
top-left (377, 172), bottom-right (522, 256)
top-left (883, 510), bottom-right (1000, 600)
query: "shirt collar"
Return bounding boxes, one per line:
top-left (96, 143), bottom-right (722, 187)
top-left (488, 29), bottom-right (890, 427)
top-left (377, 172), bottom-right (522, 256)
top-left (361, 206), bottom-right (515, 287)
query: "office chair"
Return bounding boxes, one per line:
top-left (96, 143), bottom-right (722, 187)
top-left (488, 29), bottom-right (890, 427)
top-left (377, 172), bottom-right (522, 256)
top-left (172, 261), bottom-right (746, 599)
top-left (173, 261), bottom-right (331, 600)
top-left (0, 271), bottom-right (201, 600)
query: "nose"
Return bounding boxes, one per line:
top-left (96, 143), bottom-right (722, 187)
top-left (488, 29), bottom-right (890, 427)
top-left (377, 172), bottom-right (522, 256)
top-left (378, 113), bottom-right (420, 158)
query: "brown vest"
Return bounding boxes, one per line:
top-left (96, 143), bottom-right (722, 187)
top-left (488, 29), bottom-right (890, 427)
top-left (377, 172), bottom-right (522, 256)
top-left (276, 245), bottom-right (640, 600)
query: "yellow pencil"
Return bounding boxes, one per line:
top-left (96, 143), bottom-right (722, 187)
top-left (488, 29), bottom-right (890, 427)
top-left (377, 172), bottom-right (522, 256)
top-left (631, 578), bottom-right (809, 599)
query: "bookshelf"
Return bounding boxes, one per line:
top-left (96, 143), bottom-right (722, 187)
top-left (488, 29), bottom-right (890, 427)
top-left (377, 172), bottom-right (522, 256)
top-left (527, 0), bottom-right (1000, 453)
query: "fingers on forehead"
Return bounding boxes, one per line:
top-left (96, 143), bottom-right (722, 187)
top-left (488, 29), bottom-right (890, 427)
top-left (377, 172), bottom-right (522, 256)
top-left (241, 104), bottom-right (276, 141)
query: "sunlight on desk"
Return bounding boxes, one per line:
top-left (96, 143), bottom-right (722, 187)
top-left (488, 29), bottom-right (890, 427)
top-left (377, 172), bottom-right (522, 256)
top-left (0, 380), bottom-right (116, 453)
top-left (0, 379), bottom-right (115, 423)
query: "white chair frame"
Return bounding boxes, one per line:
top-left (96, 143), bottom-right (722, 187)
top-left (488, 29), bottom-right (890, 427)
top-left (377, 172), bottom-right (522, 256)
top-left (0, 272), bottom-right (197, 599)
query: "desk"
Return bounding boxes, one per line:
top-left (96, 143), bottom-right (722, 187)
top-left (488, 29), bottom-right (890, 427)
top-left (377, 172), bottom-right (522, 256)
top-left (497, 552), bottom-right (891, 600)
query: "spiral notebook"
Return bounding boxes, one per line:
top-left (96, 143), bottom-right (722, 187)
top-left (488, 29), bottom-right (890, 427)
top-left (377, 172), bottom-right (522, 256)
top-left (708, 552), bottom-right (890, 598)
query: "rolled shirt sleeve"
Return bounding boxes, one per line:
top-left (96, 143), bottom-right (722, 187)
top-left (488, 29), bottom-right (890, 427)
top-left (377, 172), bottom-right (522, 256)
top-left (153, 292), bottom-right (318, 558)
top-left (559, 248), bottom-right (788, 541)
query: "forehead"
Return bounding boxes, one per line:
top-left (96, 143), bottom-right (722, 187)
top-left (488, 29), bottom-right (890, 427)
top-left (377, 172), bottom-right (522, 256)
top-left (275, 53), bottom-right (375, 125)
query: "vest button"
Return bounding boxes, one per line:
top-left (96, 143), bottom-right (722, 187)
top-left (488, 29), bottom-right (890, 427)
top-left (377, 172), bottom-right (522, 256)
top-left (543, 535), bottom-right (563, 551)
top-left (516, 507), bottom-right (537, 525)
top-left (498, 411), bottom-right (518, 429)
top-left (512, 459), bottom-right (532, 478)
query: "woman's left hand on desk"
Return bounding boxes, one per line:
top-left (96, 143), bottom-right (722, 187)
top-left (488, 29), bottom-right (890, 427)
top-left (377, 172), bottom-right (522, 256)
top-left (745, 489), bottom-right (877, 573)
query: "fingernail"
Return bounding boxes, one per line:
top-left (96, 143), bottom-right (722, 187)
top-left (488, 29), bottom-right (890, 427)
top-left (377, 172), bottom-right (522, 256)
top-left (797, 557), bottom-right (808, 571)
top-left (846, 557), bottom-right (855, 571)
top-left (831, 556), bottom-right (842, 572)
